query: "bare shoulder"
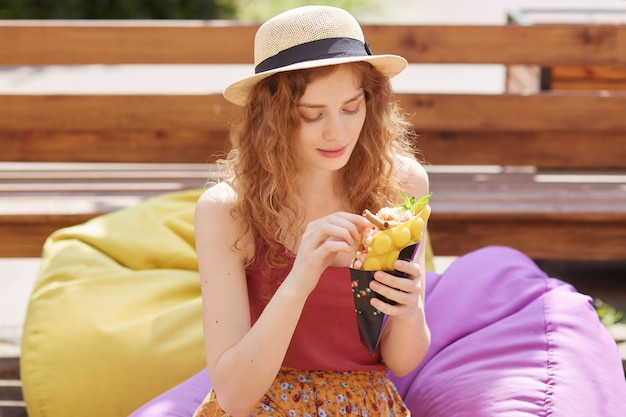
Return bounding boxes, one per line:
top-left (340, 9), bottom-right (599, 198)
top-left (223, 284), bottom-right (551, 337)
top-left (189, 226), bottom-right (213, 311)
top-left (394, 154), bottom-right (429, 198)
top-left (196, 181), bottom-right (237, 215)
top-left (195, 182), bottom-right (236, 229)
top-left (195, 181), bottom-right (247, 253)
top-left (194, 182), bottom-right (254, 266)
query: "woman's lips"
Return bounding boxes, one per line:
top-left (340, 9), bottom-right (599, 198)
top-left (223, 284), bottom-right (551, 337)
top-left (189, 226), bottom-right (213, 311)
top-left (317, 145), bottom-right (347, 158)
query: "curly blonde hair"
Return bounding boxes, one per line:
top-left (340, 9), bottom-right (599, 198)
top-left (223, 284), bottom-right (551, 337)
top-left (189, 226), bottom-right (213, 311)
top-left (221, 62), bottom-right (418, 270)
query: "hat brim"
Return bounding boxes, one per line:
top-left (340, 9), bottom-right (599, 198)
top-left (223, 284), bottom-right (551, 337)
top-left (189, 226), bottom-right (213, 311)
top-left (223, 54), bottom-right (407, 106)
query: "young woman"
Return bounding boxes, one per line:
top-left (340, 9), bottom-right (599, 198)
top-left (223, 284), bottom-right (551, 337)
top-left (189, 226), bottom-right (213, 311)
top-left (193, 5), bottom-right (429, 416)
top-left (125, 5), bottom-right (626, 417)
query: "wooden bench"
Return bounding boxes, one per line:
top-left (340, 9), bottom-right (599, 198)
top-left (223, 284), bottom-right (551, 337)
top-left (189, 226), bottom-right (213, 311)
top-left (1, 21), bottom-right (625, 260)
top-left (1, 20), bottom-right (625, 415)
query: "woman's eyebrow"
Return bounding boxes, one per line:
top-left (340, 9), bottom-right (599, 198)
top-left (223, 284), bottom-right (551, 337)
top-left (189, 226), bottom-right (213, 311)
top-left (297, 90), bottom-right (364, 109)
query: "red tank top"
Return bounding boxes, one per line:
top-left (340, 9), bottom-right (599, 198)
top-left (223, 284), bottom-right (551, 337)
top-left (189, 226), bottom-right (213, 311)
top-left (247, 256), bottom-right (385, 371)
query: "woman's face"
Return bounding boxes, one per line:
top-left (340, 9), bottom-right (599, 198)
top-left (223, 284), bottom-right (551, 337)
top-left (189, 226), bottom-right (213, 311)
top-left (294, 65), bottom-right (366, 174)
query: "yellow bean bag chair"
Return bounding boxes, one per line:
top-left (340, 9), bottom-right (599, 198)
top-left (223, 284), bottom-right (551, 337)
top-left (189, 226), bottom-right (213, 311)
top-left (21, 188), bottom-right (435, 417)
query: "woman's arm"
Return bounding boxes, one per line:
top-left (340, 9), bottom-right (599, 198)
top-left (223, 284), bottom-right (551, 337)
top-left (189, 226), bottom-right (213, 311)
top-left (374, 157), bottom-right (431, 376)
top-left (195, 183), bottom-right (306, 416)
top-left (195, 183), bottom-right (369, 416)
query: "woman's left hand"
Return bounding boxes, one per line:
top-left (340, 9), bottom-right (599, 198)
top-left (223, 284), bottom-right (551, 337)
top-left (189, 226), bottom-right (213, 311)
top-left (368, 259), bottom-right (424, 324)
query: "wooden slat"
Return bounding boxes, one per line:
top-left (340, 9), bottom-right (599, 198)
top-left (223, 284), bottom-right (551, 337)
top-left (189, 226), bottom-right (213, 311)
top-left (417, 131), bottom-right (626, 169)
top-left (547, 65), bottom-right (626, 91)
top-left (2, 129), bottom-right (624, 169)
top-left (428, 214), bottom-right (626, 261)
top-left (427, 170), bottom-right (626, 214)
top-left (403, 93), bottom-right (626, 131)
top-left (0, 403), bottom-right (27, 417)
top-left (0, 213), bottom-right (95, 257)
top-left (0, 95), bottom-right (238, 131)
top-left (0, 357), bottom-right (19, 380)
top-left (2, 93), bottom-right (626, 131)
top-left (549, 80), bottom-right (626, 91)
top-left (551, 65), bottom-right (626, 80)
top-left (1, 22), bottom-right (625, 66)
top-left (364, 24), bottom-right (626, 66)
top-left (0, 380), bottom-right (23, 401)
top-left (2, 93), bottom-right (626, 168)
top-left (0, 130), bottom-right (231, 163)
top-left (0, 21), bottom-right (257, 65)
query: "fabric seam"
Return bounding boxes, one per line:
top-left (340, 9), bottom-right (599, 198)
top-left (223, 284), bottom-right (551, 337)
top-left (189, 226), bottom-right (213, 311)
top-left (541, 276), bottom-right (556, 416)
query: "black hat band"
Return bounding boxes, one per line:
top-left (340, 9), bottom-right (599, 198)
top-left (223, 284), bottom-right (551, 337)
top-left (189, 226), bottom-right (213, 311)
top-left (255, 37), bottom-right (373, 74)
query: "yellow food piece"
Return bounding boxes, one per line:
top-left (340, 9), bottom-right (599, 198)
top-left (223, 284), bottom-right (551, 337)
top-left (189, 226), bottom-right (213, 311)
top-left (371, 233), bottom-right (392, 255)
top-left (385, 249), bottom-right (400, 270)
top-left (392, 226), bottom-right (412, 248)
top-left (362, 205), bottom-right (431, 271)
top-left (410, 217), bottom-right (424, 241)
top-left (363, 256), bottom-right (383, 271)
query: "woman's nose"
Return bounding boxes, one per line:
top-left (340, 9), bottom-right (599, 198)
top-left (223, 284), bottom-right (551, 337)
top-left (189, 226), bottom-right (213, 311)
top-left (322, 113), bottom-right (345, 140)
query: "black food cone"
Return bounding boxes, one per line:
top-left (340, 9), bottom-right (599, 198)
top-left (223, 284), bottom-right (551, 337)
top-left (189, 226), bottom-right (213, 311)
top-left (349, 243), bottom-right (419, 354)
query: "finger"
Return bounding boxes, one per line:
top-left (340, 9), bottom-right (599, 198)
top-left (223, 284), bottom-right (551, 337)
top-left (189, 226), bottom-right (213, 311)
top-left (369, 278), bottom-right (404, 304)
top-left (332, 212), bottom-right (371, 237)
top-left (370, 285), bottom-right (419, 316)
top-left (370, 294), bottom-right (406, 316)
top-left (318, 214), bottom-right (367, 244)
top-left (371, 272), bottom-right (422, 302)
top-left (318, 221), bottom-right (359, 246)
top-left (393, 260), bottom-right (422, 280)
top-left (303, 216), bottom-right (353, 244)
top-left (373, 269), bottom-right (420, 293)
top-left (307, 240), bottom-right (355, 269)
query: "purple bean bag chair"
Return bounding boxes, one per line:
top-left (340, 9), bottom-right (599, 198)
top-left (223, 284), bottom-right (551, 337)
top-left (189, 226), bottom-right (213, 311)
top-left (129, 246), bottom-right (626, 416)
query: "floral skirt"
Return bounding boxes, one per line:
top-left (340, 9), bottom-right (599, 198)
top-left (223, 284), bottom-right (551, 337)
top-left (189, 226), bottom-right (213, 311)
top-left (192, 367), bottom-right (410, 417)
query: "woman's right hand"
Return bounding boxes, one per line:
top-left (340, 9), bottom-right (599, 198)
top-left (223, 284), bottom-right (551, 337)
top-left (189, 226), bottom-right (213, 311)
top-left (288, 212), bottom-right (369, 295)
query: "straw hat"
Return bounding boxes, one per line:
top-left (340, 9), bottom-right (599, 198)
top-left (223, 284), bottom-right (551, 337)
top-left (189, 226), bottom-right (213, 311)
top-left (223, 5), bottom-right (408, 106)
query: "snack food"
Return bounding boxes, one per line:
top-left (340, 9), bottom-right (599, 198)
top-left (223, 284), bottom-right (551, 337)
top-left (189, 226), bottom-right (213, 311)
top-left (352, 193), bottom-right (432, 271)
top-left (349, 193), bottom-right (432, 354)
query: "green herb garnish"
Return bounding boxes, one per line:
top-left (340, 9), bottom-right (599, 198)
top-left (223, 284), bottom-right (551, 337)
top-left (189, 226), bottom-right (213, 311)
top-left (396, 192), bottom-right (432, 214)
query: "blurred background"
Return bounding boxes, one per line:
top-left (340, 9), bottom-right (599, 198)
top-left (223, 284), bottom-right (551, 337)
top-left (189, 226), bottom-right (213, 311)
top-left (0, 0), bottom-right (367, 21)
top-left (2, 0), bottom-right (625, 97)
top-left (0, 0), bottom-right (624, 22)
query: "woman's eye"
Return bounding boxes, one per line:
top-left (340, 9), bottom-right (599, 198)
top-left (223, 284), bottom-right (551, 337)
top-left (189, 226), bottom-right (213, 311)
top-left (301, 113), bottom-right (322, 123)
top-left (299, 102), bottom-right (361, 123)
